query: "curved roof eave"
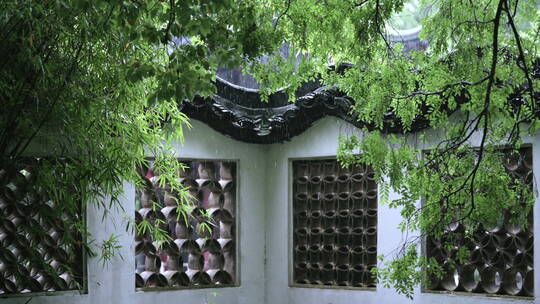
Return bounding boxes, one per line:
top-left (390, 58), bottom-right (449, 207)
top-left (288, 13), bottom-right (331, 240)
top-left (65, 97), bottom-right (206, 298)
top-left (180, 77), bottom-right (430, 144)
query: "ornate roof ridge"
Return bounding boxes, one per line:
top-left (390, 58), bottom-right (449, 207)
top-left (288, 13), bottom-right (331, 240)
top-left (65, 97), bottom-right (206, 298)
top-left (181, 78), bottom-right (430, 144)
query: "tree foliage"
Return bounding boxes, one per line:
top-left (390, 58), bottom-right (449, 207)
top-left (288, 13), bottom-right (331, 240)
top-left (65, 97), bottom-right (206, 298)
top-left (247, 0), bottom-right (539, 297)
top-left (0, 0), bottom-right (274, 273)
top-left (1, 0), bottom-right (539, 297)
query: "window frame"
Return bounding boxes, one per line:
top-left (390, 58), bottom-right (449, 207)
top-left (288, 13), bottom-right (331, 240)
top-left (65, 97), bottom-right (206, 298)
top-left (134, 157), bottom-right (241, 292)
top-left (0, 157), bottom-right (88, 298)
top-left (420, 145), bottom-right (534, 299)
top-left (288, 156), bottom-right (378, 291)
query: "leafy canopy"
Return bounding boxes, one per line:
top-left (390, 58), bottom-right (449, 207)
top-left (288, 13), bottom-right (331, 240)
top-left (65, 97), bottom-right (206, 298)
top-left (247, 0), bottom-right (539, 297)
top-left (0, 0), bottom-right (275, 270)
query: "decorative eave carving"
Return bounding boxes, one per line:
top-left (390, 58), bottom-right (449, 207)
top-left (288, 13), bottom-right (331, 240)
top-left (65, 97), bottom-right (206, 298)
top-left (181, 77), bottom-right (430, 144)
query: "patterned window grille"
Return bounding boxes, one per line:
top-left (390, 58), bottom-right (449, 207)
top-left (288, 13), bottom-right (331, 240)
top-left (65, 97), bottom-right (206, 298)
top-left (292, 159), bottom-right (377, 288)
top-left (0, 159), bottom-right (85, 294)
top-left (135, 160), bottom-right (237, 289)
top-left (426, 147), bottom-right (534, 297)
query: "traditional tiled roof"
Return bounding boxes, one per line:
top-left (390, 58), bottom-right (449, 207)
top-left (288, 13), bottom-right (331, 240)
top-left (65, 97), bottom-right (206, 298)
top-left (181, 48), bottom-right (539, 144)
top-left (181, 76), bottom-right (430, 144)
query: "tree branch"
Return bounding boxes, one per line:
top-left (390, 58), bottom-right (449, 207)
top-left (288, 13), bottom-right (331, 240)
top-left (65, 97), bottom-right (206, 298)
top-left (503, 0), bottom-right (536, 112)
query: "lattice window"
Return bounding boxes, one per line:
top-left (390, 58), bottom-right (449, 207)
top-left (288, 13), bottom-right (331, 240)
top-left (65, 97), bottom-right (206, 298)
top-left (0, 159), bottom-right (85, 294)
top-left (135, 160), bottom-right (237, 289)
top-left (426, 147), bottom-right (534, 297)
top-left (292, 159), bottom-right (377, 288)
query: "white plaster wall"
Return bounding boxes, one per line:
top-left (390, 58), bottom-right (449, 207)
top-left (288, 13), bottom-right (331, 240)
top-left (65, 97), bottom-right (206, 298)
top-left (3, 117), bottom-right (539, 304)
top-left (2, 120), bottom-right (268, 304)
top-left (264, 117), bottom-right (538, 304)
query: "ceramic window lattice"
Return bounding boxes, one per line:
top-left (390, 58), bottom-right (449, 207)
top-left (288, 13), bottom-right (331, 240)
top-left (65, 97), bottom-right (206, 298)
top-left (135, 160), bottom-right (236, 289)
top-left (292, 159), bottom-right (377, 287)
top-left (0, 159), bottom-right (84, 294)
top-left (426, 147), bottom-right (534, 297)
